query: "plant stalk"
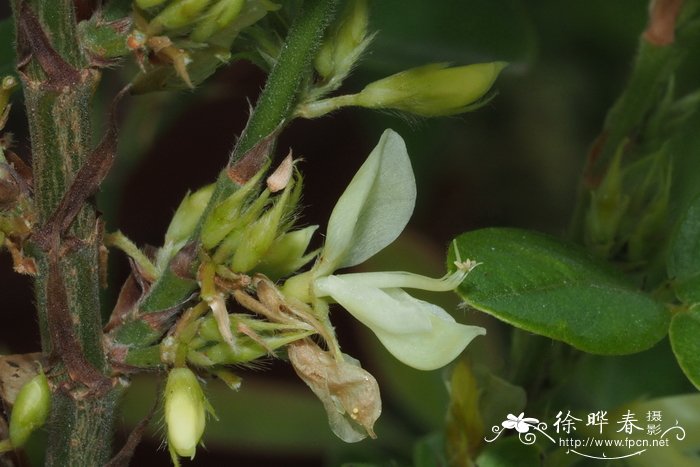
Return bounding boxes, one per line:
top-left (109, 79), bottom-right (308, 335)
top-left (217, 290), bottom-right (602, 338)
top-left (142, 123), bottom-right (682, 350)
top-left (11, 0), bottom-right (120, 465)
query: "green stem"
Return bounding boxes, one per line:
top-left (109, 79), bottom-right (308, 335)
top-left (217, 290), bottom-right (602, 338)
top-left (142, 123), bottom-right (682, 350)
top-left (11, 1), bottom-right (120, 465)
top-left (296, 93), bottom-right (358, 119)
top-left (134, 0), bottom-right (340, 323)
top-left (229, 0), bottom-right (340, 159)
top-left (104, 230), bottom-right (158, 281)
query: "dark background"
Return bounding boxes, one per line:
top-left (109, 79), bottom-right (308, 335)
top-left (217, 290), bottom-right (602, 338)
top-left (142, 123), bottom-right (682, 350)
top-left (0, 1), bottom-right (658, 465)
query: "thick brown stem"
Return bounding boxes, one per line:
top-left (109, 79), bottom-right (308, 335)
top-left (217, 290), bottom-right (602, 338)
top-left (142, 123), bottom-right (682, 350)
top-left (11, 0), bottom-right (121, 465)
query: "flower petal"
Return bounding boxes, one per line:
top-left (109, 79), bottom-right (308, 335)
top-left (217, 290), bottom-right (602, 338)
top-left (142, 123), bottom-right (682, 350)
top-left (373, 292), bottom-right (486, 370)
top-left (315, 275), bottom-right (431, 334)
top-left (318, 129), bottom-right (416, 275)
top-left (315, 275), bottom-right (486, 371)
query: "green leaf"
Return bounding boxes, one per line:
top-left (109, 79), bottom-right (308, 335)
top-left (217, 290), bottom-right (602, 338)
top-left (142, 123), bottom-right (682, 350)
top-left (450, 228), bottom-right (669, 354)
top-left (668, 194), bottom-right (700, 303)
top-left (0, 19), bottom-right (16, 77)
top-left (670, 307), bottom-right (700, 389)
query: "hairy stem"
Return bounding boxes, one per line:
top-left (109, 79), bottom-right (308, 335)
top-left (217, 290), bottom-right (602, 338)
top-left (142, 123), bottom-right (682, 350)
top-left (11, 0), bottom-right (120, 465)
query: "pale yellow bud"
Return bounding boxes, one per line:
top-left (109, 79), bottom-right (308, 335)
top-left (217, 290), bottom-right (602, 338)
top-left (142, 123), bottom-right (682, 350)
top-left (355, 62), bottom-right (507, 117)
top-left (164, 368), bottom-right (213, 462)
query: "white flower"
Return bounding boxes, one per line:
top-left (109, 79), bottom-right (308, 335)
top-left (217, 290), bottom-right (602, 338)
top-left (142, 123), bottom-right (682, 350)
top-left (296, 129), bottom-right (485, 371)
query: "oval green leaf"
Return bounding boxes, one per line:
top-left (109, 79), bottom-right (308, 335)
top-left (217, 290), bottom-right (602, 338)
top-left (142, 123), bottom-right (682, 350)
top-left (669, 307), bottom-right (700, 390)
top-left (450, 228), bottom-right (669, 354)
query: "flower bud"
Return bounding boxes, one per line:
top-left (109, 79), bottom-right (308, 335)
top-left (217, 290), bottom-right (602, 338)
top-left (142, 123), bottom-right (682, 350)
top-left (201, 164), bottom-right (268, 249)
top-left (164, 368), bottom-right (213, 462)
top-left (190, 0), bottom-right (245, 42)
top-left (315, 0), bottom-right (371, 85)
top-left (200, 331), bottom-right (311, 364)
top-left (354, 62), bottom-right (507, 117)
top-left (165, 184), bottom-right (215, 247)
top-left (156, 184), bottom-right (214, 270)
top-left (584, 146), bottom-right (629, 257)
top-left (9, 371), bottom-right (50, 448)
top-left (229, 203), bottom-right (283, 273)
top-left (256, 225), bottom-right (319, 280)
top-left (149, 0), bottom-right (213, 33)
top-left (230, 176), bottom-right (298, 273)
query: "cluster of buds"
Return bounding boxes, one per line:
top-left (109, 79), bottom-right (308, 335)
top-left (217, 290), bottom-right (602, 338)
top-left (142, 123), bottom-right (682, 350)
top-left (127, 0), bottom-right (281, 90)
top-left (199, 154), bottom-right (313, 277)
top-left (584, 142), bottom-right (672, 262)
top-left (152, 129), bottom-right (485, 462)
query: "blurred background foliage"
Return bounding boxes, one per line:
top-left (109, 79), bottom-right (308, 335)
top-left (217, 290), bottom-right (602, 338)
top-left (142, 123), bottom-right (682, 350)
top-left (2, 0), bottom-right (696, 465)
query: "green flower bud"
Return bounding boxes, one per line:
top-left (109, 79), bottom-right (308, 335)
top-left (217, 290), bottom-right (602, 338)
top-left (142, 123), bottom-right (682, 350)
top-left (315, 0), bottom-right (371, 86)
top-left (165, 184), bottom-right (215, 247)
top-left (230, 177), bottom-right (296, 273)
top-left (355, 62), bottom-right (507, 117)
top-left (199, 331), bottom-right (311, 365)
top-left (156, 184), bottom-right (215, 271)
top-left (190, 0), bottom-right (245, 42)
top-left (150, 0), bottom-right (213, 33)
top-left (9, 371), bottom-right (50, 448)
top-left (584, 145), bottom-right (629, 257)
top-left (164, 368), bottom-right (214, 463)
top-left (256, 226), bottom-right (319, 280)
top-left (201, 164), bottom-right (268, 249)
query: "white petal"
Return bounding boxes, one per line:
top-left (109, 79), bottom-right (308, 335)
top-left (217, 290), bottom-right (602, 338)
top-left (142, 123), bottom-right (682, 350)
top-left (314, 275), bottom-right (431, 334)
top-left (315, 275), bottom-right (486, 371)
top-left (318, 129), bottom-right (416, 275)
top-left (373, 298), bottom-right (486, 371)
